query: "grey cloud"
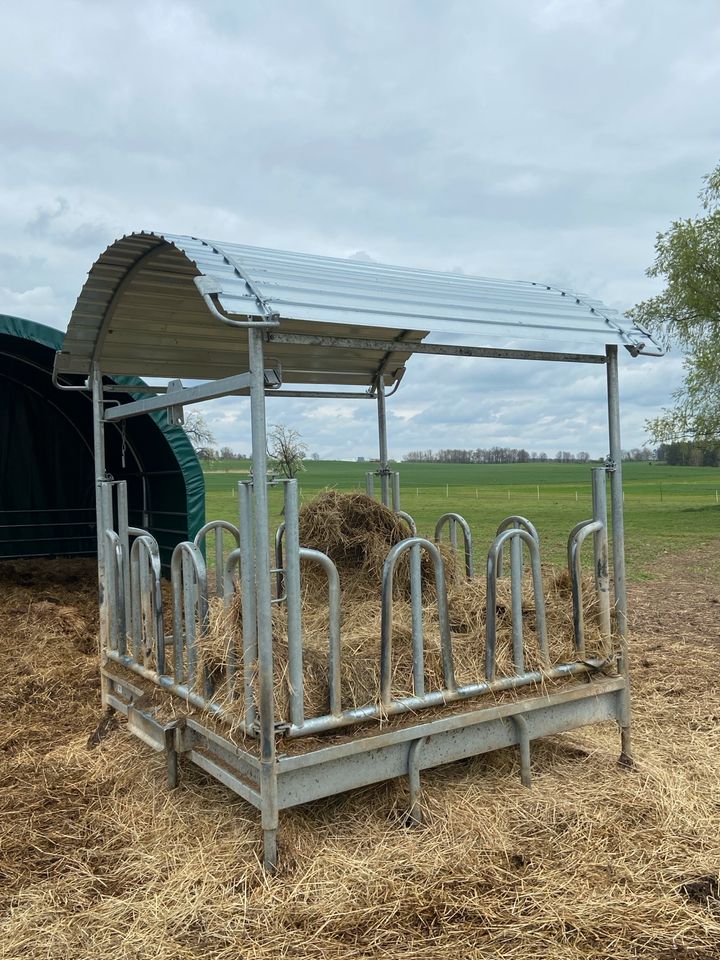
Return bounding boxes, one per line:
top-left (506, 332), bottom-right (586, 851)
top-left (0, 0), bottom-right (714, 454)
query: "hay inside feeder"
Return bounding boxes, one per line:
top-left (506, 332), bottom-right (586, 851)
top-left (199, 493), bottom-right (611, 728)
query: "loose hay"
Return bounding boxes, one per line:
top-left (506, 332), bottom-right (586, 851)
top-left (200, 493), bottom-right (609, 725)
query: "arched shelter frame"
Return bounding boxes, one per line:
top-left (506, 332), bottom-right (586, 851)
top-left (55, 231), bottom-right (661, 869)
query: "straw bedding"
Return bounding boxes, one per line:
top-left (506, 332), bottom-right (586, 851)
top-left (3, 539), bottom-right (720, 958)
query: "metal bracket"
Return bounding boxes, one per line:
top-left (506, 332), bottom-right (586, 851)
top-left (511, 715), bottom-right (532, 788)
top-left (407, 736), bottom-right (427, 826)
top-left (166, 379), bottom-right (184, 426)
top-left (604, 456), bottom-right (616, 474)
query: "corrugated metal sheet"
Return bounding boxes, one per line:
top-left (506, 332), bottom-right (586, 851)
top-left (57, 231), bottom-right (659, 382)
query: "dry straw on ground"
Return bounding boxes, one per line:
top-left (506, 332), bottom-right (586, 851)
top-left (2, 537), bottom-right (720, 957)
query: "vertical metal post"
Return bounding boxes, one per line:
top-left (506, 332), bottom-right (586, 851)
top-left (591, 467), bottom-right (612, 648)
top-left (215, 529), bottom-right (224, 595)
top-left (91, 365), bottom-right (110, 667)
top-left (376, 376), bottom-right (390, 506)
top-left (116, 480), bottom-right (132, 648)
top-left (510, 534), bottom-right (524, 673)
top-left (365, 472), bottom-right (375, 499)
top-left (238, 482), bottom-right (257, 729)
top-left (392, 472), bottom-right (401, 513)
top-left (283, 479), bottom-right (304, 728)
top-left (248, 327), bottom-right (278, 868)
top-left (606, 345), bottom-right (632, 764)
top-left (410, 543), bottom-right (424, 696)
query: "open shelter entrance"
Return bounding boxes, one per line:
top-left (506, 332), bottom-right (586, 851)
top-left (1, 313), bottom-right (204, 565)
top-left (55, 232), bottom-right (661, 868)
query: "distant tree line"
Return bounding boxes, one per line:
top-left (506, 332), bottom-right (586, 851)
top-left (402, 448), bottom-right (593, 464)
top-left (402, 447), bottom-right (668, 464)
top-left (656, 442), bottom-right (720, 467)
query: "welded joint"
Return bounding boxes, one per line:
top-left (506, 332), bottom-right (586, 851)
top-left (407, 736), bottom-right (427, 826)
top-left (511, 715), bottom-right (532, 788)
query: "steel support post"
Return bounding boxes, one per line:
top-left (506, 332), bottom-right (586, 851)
top-left (91, 364), bottom-right (111, 691)
top-left (606, 345), bottom-right (633, 765)
top-left (248, 328), bottom-right (279, 868)
top-left (376, 376), bottom-right (390, 507)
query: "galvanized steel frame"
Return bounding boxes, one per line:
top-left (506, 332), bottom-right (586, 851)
top-left (79, 262), bottom-right (637, 870)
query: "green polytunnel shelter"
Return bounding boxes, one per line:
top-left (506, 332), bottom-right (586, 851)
top-left (0, 313), bottom-right (205, 565)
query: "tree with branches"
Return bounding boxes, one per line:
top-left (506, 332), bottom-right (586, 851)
top-left (182, 411), bottom-right (216, 452)
top-left (630, 162), bottom-right (720, 443)
top-left (268, 423), bottom-right (308, 479)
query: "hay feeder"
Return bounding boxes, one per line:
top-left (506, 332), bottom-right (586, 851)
top-left (54, 232), bottom-right (661, 868)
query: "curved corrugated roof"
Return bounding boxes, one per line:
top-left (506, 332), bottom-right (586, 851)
top-left (56, 231), bottom-right (659, 384)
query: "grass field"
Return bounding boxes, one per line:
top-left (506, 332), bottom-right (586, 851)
top-left (202, 459), bottom-right (720, 579)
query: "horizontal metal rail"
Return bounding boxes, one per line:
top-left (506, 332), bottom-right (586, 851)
top-left (285, 657), bottom-right (612, 737)
top-left (267, 331), bottom-right (609, 365)
top-left (103, 369), bottom-right (281, 421)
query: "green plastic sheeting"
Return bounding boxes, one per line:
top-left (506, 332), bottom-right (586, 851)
top-left (0, 314), bottom-right (205, 566)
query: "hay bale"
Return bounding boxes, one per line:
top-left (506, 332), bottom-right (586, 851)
top-left (297, 490), bottom-right (457, 597)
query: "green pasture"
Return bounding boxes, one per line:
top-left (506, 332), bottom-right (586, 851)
top-left (202, 460), bottom-right (720, 579)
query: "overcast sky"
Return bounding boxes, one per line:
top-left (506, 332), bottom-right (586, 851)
top-left (1, 0), bottom-right (718, 458)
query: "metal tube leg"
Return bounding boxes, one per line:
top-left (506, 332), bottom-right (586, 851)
top-left (606, 345), bottom-right (633, 767)
top-left (407, 737), bottom-right (426, 826)
top-left (512, 715), bottom-right (532, 788)
top-left (248, 326), bottom-right (279, 865)
top-left (392, 472), bottom-right (401, 512)
top-left (91, 364), bottom-right (109, 665)
top-left (263, 828), bottom-right (278, 871)
top-left (165, 724), bottom-right (179, 789)
top-left (376, 376), bottom-right (390, 506)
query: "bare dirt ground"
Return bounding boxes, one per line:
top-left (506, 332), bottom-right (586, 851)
top-left (1, 550), bottom-right (720, 959)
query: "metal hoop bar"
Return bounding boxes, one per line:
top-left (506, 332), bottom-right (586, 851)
top-left (591, 468), bottom-right (612, 648)
top-left (130, 533), bottom-right (165, 673)
top-left (171, 541), bottom-right (208, 694)
top-left (568, 520), bottom-right (603, 658)
top-left (283, 480), bottom-right (304, 728)
top-left (396, 511), bottom-right (417, 536)
top-left (194, 520), bottom-right (241, 599)
top-left (274, 522), bottom-right (286, 599)
top-left (381, 537), bottom-right (455, 707)
top-left (221, 546), bottom-right (244, 698)
top-left (104, 529), bottom-right (126, 654)
top-left (496, 516), bottom-right (539, 578)
top-left (434, 513), bottom-right (473, 579)
top-left (486, 528), bottom-right (547, 682)
top-left (299, 548), bottom-right (342, 717)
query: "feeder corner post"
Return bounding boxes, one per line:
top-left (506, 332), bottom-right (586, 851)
top-left (605, 344), bottom-right (633, 765)
top-left (91, 363), bottom-right (112, 691)
top-left (248, 326), bottom-right (279, 867)
top-left (376, 374), bottom-right (390, 507)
